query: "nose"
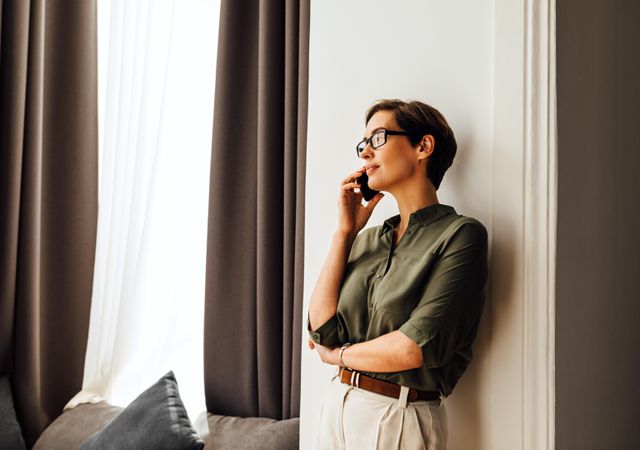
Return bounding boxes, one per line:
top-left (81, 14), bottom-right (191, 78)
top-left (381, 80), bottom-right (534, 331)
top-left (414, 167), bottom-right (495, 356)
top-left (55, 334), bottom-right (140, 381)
top-left (358, 143), bottom-right (374, 160)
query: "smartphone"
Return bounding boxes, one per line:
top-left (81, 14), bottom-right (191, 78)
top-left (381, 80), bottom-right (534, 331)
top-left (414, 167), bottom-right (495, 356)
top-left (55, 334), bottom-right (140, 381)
top-left (356, 171), bottom-right (380, 201)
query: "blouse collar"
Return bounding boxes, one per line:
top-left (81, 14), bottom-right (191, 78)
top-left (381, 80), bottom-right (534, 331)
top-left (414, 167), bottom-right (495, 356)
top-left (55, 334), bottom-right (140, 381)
top-left (379, 203), bottom-right (457, 237)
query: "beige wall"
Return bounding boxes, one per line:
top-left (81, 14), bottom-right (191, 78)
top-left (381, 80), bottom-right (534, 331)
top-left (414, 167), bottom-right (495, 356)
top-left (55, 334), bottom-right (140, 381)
top-left (555, 0), bottom-right (640, 448)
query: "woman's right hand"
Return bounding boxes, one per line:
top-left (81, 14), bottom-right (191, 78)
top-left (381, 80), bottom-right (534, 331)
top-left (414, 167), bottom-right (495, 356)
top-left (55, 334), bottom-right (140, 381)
top-left (337, 166), bottom-right (385, 237)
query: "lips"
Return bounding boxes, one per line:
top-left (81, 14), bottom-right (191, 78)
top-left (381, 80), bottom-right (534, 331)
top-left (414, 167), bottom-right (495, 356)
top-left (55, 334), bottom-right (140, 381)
top-left (366, 165), bottom-right (379, 173)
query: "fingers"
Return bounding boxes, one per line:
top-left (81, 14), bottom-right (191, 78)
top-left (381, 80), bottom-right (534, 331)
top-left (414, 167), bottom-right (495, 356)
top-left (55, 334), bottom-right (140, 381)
top-left (341, 181), bottom-right (360, 192)
top-left (340, 167), bottom-right (366, 185)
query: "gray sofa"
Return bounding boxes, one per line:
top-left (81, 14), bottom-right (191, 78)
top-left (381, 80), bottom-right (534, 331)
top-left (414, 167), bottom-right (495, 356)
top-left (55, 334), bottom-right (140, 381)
top-left (33, 401), bottom-right (299, 450)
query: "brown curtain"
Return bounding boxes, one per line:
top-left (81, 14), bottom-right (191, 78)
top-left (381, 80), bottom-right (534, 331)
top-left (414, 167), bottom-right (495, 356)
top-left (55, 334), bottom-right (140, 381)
top-left (204, 0), bottom-right (309, 419)
top-left (0, 0), bottom-right (98, 447)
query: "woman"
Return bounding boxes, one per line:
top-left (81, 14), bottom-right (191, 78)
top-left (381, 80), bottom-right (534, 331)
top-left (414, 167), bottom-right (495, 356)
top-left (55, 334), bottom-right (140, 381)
top-left (307, 99), bottom-right (489, 450)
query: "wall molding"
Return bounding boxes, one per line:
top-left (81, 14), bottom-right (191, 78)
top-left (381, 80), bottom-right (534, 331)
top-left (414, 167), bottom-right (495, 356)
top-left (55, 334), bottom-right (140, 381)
top-left (523, 0), bottom-right (556, 449)
top-left (493, 0), bottom-right (556, 448)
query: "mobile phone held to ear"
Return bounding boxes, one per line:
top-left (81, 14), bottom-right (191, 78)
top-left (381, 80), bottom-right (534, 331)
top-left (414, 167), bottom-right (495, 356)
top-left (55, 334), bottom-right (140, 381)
top-left (356, 171), bottom-right (380, 201)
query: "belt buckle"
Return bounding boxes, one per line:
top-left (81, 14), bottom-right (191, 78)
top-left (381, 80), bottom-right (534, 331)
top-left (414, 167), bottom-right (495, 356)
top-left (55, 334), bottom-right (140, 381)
top-left (348, 369), bottom-right (361, 388)
top-left (340, 367), bottom-right (361, 389)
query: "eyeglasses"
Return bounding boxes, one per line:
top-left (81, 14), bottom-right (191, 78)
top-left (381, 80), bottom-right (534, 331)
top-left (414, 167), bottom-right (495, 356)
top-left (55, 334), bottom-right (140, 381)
top-left (356, 129), bottom-right (411, 157)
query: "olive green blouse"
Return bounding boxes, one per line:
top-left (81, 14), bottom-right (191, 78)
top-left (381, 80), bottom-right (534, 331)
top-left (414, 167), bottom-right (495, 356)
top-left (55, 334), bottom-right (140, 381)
top-left (307, 203), bottom-right (489, 397)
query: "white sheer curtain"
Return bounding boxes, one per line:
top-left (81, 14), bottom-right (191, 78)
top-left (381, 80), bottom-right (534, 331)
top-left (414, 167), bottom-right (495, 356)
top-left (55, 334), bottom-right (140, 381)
top-left (71, 0), bottom-right (220, 421)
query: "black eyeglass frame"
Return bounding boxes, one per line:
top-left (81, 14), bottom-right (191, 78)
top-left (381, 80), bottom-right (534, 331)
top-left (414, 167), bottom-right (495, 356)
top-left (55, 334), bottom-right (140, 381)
top-left (355, 129), bottom-right (412, 156)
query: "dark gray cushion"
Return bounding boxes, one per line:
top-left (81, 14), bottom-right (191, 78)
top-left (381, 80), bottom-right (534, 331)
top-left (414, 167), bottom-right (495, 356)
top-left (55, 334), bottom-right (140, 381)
top-left (33, 402), bottom-right (123, 450)
top-left (0, 375), bottom-right (27, 450)
top-left (202, 413), bottom-right (299, 450)
top-left (80, 371), bottom-right (203, 450)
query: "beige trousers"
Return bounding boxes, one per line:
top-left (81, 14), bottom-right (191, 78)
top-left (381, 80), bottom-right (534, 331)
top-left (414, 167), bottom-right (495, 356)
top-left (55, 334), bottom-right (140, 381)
top-left (313, 369), bottom-right (448, 450)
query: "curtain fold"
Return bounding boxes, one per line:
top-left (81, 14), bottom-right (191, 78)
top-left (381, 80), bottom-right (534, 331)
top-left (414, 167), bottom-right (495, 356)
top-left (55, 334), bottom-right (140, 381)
top-left (204, 0), bottom-right (309, 419)
top-left (0, 0), bottom-right (98, 447)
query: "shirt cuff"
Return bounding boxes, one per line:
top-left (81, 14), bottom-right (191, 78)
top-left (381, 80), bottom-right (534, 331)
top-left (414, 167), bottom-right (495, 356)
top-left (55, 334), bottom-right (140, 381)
top-left (398, 319), bottom-right (433, 348)
top-left (307, 311), bottom-right (340, 347)
top-left (398, 319), bottom-right (455, 368)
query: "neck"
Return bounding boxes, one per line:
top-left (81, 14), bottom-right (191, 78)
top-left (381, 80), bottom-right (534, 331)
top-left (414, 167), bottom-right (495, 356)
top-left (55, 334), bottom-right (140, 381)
top-left (385, 161), bottom-right (439, 231)
top-left (391, 190), bottom-right (439, 232)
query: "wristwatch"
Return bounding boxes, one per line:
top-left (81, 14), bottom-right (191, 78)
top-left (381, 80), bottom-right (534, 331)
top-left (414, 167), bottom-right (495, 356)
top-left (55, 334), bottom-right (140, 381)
top-left (339, 343), bottom-right (352, 368)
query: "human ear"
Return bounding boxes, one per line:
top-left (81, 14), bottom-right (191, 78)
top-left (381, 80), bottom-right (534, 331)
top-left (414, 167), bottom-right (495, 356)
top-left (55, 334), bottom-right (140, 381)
top-left (420, 135), bottom-right (435, 153)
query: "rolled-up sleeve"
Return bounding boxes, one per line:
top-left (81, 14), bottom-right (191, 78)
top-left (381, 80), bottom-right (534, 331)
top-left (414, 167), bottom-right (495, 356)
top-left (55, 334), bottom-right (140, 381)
top-left (398, 221), bottom-right (489, 368)
top-left (306, 232), bottom-right (366, 348)
top-left (307, 311), bottom-right (342, 347)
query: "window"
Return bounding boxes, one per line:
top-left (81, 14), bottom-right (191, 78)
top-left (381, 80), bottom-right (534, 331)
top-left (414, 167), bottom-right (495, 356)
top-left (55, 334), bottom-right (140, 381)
top-left (82, 0), bottom-right (221, 421)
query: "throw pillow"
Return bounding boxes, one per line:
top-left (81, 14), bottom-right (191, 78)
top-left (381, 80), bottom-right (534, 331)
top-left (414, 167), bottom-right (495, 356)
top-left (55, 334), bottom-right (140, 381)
top-left (33, 402), bottom-right (123, 450)
top-left (203, 413), bottom-right (299, 450)
top-left (80, 370), bottom-right (203, 450)
top-left (0, 375), bottom-right (27, 450)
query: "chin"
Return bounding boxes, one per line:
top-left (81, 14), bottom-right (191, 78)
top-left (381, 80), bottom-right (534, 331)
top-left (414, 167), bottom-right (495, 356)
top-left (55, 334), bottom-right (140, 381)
top-left (368, 182), bottom-right (381, 192)
top-left (368, 177), bottom-right (384, 192)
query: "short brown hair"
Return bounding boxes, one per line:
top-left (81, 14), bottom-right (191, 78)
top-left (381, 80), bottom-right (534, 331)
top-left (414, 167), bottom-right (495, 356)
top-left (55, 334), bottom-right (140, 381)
top-left (365, 99), bottom-right (457, 191)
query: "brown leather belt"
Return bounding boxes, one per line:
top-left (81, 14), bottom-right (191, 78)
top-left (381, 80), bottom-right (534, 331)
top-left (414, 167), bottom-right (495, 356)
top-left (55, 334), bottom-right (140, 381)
top-left (338, 367), bottom-right (441, 403)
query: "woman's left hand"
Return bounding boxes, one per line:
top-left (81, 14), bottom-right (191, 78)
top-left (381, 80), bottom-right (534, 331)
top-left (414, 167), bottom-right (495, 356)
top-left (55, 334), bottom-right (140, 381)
top-left (314, 342), bottom-right (339, 366)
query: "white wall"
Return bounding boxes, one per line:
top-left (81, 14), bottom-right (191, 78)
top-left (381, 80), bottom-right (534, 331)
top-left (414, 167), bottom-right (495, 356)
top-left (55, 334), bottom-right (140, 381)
top-left (301, 1), bottom-right (497, 448)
